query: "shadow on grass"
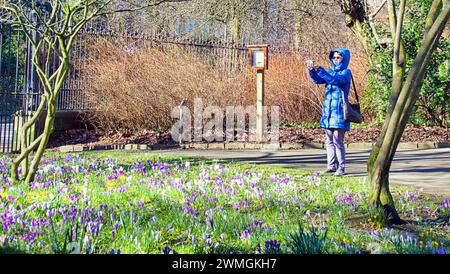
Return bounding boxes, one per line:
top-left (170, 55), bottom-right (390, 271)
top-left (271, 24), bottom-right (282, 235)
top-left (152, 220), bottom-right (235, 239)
top-left (395, 213), bottom-right (450, 244)
top-left (0, 246), bottom-right (29, 254)
top-left (345, 208), bottom-right (450, 249)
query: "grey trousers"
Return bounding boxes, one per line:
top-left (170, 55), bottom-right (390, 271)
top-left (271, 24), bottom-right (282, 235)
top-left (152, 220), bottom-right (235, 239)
top-left (324, 128), bottom-right (346, 171)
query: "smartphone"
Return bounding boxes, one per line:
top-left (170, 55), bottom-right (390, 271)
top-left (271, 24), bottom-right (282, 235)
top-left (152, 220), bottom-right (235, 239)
top-left (306, 60), bottom-right (317, 68)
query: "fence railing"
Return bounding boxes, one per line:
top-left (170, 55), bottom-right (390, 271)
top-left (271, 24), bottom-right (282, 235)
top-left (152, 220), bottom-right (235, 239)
top-left (0, 20), bottom-right (43, 153)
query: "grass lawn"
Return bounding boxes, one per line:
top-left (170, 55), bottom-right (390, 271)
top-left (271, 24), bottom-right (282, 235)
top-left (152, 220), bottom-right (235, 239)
top-left (0, 151), bottom-right (448, 254)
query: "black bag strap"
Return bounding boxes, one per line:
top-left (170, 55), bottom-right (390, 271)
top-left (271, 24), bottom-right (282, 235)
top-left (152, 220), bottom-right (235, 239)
top-left (351, 75), bottom-right (360, 103)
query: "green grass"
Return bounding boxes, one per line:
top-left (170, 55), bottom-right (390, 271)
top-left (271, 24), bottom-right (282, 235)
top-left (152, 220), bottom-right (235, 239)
top-left (0, 151), bottom-right (448, 254)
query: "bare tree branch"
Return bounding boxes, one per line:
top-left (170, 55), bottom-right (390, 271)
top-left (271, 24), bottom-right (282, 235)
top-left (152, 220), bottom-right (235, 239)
top-left (372, 0), bottom-right (387, 18)
top-left (393, 0), bottom-right (406, 66)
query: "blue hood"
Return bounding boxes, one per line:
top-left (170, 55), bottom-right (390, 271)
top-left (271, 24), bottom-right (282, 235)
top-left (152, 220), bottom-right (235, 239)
top-left (329, 48), bottom-right (350, 71)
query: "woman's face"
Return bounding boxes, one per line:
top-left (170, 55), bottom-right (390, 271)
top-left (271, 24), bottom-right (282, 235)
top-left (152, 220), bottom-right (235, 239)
top-left (332, 53), bottom-right (343, 65)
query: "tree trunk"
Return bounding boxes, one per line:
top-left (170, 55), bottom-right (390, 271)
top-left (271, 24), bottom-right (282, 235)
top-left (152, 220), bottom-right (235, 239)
top-left (349, 19), bottom-right (374, 64)
top-left (368, 145), bottom-right (403, 223)
top-left (367, 0), bottom-right (449, 225)
top-left (22, 50), bottom-right (70, 184)
top-left (11, 40), bottom-right (70, 184)
top-left (10, 94), bottom-right (48, 184)
top-left (25, 100), bottom-right (56, 183)
top-left (230, 16), bottom-right (240, 42)
top-left (340, 0), bottom-right (375, 65)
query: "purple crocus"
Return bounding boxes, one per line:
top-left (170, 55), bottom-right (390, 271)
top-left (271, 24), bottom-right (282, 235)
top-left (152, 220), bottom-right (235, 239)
top-left (439, 199), bottom-right (449, 209)
top-left (163, 246), bottom-right (171, 254)
top-left (434, 248), bottom-right (448, 254)
top-left (336, 194), bottom-right (356, 208)
top-left (265, 240), bottom-right (280, 249)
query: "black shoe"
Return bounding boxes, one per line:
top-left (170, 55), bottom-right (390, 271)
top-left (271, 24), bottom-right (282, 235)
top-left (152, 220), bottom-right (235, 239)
top-left (319, 169), bottom-right (336, 174)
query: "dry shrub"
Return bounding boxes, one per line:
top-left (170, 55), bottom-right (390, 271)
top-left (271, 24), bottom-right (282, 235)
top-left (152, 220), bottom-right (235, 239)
top-left (84, 39), bottom-right (253, 133)
top-left (265, 52), bottom-right (328, 123)
top-left (83, 39), bottom-right (368, 134)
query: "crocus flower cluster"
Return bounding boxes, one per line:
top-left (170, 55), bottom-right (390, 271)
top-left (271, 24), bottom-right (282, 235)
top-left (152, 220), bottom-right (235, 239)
top-left (439, 199), bottom-right (449, 209)
top-left (336, 194), bottom-right (356, 208)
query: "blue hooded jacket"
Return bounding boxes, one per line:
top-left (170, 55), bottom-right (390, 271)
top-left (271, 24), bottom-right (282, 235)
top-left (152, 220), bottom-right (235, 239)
top-left (308, 48), bottom-right (352, 132)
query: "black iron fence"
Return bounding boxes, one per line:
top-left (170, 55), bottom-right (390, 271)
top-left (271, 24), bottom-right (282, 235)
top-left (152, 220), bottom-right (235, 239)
top-left (0, 21), bottom-right (43, 154)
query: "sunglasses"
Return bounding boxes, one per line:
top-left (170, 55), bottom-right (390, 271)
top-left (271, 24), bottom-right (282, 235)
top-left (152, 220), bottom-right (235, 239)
top-left (333, 56), bottom-right (342, 60)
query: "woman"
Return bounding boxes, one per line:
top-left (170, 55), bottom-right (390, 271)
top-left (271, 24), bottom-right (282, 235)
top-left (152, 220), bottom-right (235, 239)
top-left (307, 48), bottom-right (352, 176)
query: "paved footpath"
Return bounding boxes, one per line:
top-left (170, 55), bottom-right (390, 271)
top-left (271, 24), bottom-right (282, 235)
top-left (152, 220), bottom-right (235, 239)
top-left (152, 147), bottom-right (450, 196)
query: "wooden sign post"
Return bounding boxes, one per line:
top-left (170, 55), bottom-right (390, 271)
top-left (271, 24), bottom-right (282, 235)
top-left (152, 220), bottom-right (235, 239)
top-left (248, 45), bottom-right (269, 143)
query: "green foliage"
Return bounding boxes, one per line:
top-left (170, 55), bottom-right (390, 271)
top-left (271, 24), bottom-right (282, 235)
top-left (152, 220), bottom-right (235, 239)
top-left (365, 45), bottom-right (393, 123)
top-left (364, 0), bottom-right (449, 126)
top-left (288, 223), bottom-right (329, 254)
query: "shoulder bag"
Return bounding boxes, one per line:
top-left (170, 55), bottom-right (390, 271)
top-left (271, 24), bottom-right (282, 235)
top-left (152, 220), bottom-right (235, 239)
top-left (340, 76), bottom-right (362, 123)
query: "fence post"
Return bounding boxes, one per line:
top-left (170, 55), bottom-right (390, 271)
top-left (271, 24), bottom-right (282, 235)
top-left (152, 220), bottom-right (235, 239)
top-left (12, 112), bottom-right (22, 152)
top-left (256, 70), bottom-right (265, 142)
top-left (247, 45), bottom-right (269, 143)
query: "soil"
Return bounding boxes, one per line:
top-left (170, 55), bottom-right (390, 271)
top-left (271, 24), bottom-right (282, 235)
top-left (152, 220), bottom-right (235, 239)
top-left (47, 124), bottom-right (450, 148)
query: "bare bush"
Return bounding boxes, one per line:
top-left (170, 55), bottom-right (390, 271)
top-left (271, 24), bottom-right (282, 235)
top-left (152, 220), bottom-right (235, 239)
top-left (83, 39), bottom-right (252, 133)
top-left (83, 39), bottom-right (368, 134)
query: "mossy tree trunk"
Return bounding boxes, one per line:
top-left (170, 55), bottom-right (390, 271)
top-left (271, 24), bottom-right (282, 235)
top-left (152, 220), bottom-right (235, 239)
top-left (339, 0), bottom-right (374, 64)
top-left (6, 4), bottom-right (84, 185)
top-left (367, 0), bottom-right (448, 224)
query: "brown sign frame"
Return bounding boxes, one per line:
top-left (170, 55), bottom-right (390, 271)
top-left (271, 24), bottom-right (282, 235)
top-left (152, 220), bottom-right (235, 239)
top-left (247, 45), bottom-right (269, 71)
